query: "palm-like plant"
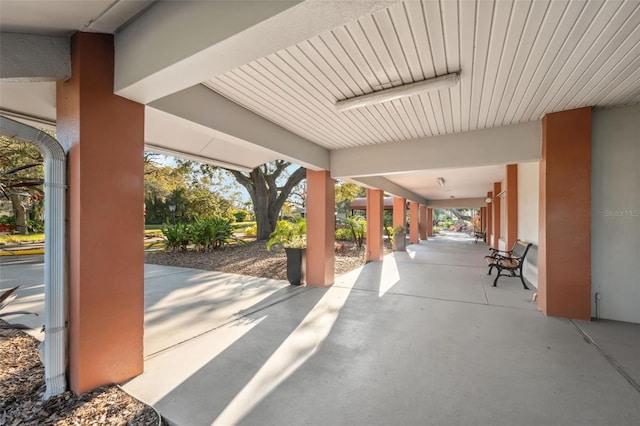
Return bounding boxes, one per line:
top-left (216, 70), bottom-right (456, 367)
top-left (346, 215), bottom-right (366, 249)
top-left (0, 286), bottom-right (38, 330)
top-left (266, 218), bottom-right (307, 251)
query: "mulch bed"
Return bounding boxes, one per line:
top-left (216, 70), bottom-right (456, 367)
top-left (144, 239), bottom-right (382, 280)
top-left (0, 323), bottom-right (164, 425)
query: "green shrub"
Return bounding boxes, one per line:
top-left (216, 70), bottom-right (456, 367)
top-left (162, 222), bottom-right (190, 251)
top-left (266, 218), bottom-right (306, 251)
top-left (206, 217), bottom-right (244, 250)
top-left (26, 219), bottom-right (44, 233)
top-left (232, 209), bottom-right (249, 222)
top-left (335, 227), bottom-right (352, 241)
top-left (179, 217), bottom-right (245, 251)
top-left (0, 215), bottom-right (15, 226)
top-left (243, 224), bottom-right (257, 237)
top-left (390, 225), bottom-right (406, 244)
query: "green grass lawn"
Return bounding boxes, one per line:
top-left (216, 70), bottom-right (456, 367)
top-left (233, 221), bottom-right (256, 230)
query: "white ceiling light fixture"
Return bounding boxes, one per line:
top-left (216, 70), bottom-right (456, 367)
top-left (335, 73), bottom-right (460, 112)
top-left (437, 177), bottom-right (446, 187)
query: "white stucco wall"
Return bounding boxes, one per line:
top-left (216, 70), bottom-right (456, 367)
top-left (518, 162), bottom-right (539, 289)
top-left (592, 104), bottom-right (640, 324)
top-left (518, 162), bottom-right (539, 244)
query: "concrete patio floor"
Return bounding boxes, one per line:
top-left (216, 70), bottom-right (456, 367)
top-left (2, 235), bottom-right (640, 425)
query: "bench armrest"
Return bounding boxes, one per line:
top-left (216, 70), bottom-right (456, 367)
top-left (492, 253), bottom-right (515, 261)
top-left (488, 248), bottom-right (512, 256)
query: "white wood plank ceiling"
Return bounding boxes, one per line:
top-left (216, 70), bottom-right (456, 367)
top-left (205, 0), bottom-right (640, 150)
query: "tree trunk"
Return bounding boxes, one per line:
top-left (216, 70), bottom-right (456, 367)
top-left (255, 196), bottom-right (273, 240)
top-left (450, 209), bottom-right (472, 221)
top-left (228, 164), bottom-right (306, 241)
top-left (10, 193), bottom-right (28, 234)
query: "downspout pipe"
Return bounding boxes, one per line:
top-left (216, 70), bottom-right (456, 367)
top-left (0, 116), bottom-right (67, 399)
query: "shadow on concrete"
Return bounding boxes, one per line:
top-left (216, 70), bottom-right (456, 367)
top-left (134, 235), bottom-right (640, 425)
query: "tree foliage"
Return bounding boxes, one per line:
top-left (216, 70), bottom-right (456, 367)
top-left (0, 136), bottom-right (44, 234)
top-left (143, 153), bottom-right (234, 224)
top-left (335, 181), bottom-right (366, 214)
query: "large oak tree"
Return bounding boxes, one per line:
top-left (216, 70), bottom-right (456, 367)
top-left (228, 160), bottom-right (306, 240)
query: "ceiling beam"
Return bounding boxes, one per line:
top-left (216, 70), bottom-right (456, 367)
top-left (144, 106), bottom-right (279, 171)
top-left (149, 84), bottom-right (330, 171)
top-left (426, 198), bottom-right (487, 208)
top-left (351, 176), bottom-right (427, 204)
top-left (114, 0), bottom-right (401, 104)
top-left (331, 121), bottom-right (542, 178)
top-left (0, 33), bottom-right (70, 81)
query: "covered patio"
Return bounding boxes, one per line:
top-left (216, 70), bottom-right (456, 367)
top-left (106, 236), bottom-right (640, 425)
top-left (2, 0), bottom-right (639, 403)
top-left (6, 235), bottom-right (638, 425)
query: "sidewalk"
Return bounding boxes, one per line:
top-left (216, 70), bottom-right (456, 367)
top-left (125, 236), bottom-right (640, 426)
top-left (0, 242), bottom-right (45, 256)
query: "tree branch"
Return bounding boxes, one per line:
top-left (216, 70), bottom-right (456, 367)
top-left (275, 166), bottom-right (306, 208)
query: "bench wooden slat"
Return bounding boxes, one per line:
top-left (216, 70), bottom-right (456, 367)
top-left (484, 240), bottom-right (532, 289)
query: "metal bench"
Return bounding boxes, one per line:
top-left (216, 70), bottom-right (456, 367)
top-left (484, 240), bottom-right (532, 289)
top-left (474, 228), bottom-right (486, 243)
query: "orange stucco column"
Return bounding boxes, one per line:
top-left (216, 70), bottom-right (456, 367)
top-left (480, 207), bottom-right (486, 232)
top-left (306, 170), bottom-right (335, 287)
top-left (393, 197), bottom-right (406, 229)
top-left (392, 197), bottom-right (406, 250)
top-left (427, 208), bottom-right (434, 237)
top-left (486, 192), bottom-right (493, 246)
top-left (419, 205), bottom-right (427, 240)
top-left (492, 182), bottom-right (501, 249)
top-left (539, 107), bottom-right (591, 320)
top-left (505, 164), bottom-right (518, 249)
top-left (409, 201), bottom-right (419, 244)
top-left (366, 189), bottom-right (384, 262)
top-left (57, 32), bottom-right (144, 394)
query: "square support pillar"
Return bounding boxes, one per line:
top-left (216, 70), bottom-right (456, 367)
top-left (366, 189), bottom-right (384, 262)
top-left (539, 107), bottom-right (591, 320)
top-left (427, 208), bottom-right (434, 237)
top-left (486, 192), bottom-right (493, 246)
top-left (393, 197), bottom-right (406, 229)
top-left (505, 164), bottom-right (518, 249)
top-left (57, 32), bottom-right (144, 394)
top-left (392, 197), bottom-right (406, 250)
top-left (306, 170), bottom-right (335, 287)
top-left (409, 201), bottom-right (419, 244)
top-left (480, 207), bottom-right (486, 232)
top-left (492, 182), bottom-right (502, 249)
top-left (419, 205), bottom-right (427, 240)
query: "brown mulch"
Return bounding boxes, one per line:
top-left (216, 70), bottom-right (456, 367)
top-left (0, 323), bottom-right (164, 425)
top-left (144, 239), bottom-right (385, 280)
top-left (2, 238), bottom-right (388, 424)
